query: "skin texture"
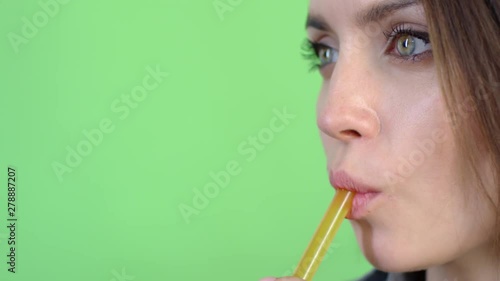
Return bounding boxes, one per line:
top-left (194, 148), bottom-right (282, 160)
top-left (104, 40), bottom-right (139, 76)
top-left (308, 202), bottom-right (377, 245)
top-left (261, 0), bottom-right (498, 280)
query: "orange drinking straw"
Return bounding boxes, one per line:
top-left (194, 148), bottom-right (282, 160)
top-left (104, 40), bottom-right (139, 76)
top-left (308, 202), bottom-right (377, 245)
top-left (293, 189), bottom-right (355, 281)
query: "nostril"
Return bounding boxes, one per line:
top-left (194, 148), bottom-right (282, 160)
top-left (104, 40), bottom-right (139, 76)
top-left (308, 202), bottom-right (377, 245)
top-left (340, 129), bottom-right (361, 138)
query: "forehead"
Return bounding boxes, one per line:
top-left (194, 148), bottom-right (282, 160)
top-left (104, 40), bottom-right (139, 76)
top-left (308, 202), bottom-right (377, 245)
top-left (308, 0), bottom-right (379, 26)
top-left (307, 0), bottom-right (423, 33)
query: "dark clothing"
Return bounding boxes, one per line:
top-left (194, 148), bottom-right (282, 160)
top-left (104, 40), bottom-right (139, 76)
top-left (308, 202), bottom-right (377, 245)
top-left (357, 269), bottom-right (426, 281)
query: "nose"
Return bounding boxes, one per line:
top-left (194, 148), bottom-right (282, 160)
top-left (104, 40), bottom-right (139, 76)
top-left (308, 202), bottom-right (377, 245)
top-left (317, 61), bottom-right (381, 142)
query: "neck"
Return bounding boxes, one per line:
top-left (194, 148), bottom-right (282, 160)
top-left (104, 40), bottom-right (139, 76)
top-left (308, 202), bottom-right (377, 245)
top-left (426, 241), bottom-right (500, 281)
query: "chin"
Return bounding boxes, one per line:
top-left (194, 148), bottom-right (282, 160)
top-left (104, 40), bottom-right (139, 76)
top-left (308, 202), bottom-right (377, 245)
top-left (350, 220), bottom-right (430, 273)
top-left (362, 248), bottom-right (428, 273)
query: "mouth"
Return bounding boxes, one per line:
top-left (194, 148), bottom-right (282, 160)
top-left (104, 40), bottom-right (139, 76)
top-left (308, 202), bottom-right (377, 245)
top-left (329, 170), bottom-right (382, 220)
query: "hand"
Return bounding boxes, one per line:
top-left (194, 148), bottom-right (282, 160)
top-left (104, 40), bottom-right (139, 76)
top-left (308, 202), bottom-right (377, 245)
top-left (259, 277), bottom-right (305, 281)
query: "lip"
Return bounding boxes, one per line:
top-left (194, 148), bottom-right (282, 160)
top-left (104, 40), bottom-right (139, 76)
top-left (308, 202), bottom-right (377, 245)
top-left (329, 170), bottom-right (382, 220)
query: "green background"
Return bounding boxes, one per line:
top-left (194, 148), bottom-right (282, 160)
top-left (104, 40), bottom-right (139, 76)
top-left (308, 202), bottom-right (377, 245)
top-left (0, 0), bottom-right (372, 280)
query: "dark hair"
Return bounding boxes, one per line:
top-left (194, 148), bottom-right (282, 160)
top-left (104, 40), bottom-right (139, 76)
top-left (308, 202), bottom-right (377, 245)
top-left (420, 0), bottom-right (500, 253)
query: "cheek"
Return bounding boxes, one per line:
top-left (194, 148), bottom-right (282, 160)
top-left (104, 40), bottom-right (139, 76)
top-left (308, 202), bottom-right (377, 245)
top-left (378, 74), bottom-right (454, 187)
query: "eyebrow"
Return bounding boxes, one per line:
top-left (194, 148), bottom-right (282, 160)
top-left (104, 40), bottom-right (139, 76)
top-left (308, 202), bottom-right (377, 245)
top-left (305, 14), bottom-right (331, 32)
top-left (305, 0), bottom-right (420, 31)
top-left (357, 0), bottom-right (419, 26)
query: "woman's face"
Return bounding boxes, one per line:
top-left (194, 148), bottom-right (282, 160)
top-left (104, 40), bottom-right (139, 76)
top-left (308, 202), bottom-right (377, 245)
top-left (308, 0), bottom-right (496, 272)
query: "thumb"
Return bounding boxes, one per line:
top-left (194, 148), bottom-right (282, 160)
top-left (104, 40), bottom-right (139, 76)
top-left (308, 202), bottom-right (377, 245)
top-left (259, 277), bottom-right (304, 281)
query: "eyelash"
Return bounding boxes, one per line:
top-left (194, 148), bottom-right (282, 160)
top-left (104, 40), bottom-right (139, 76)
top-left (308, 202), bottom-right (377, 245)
top-left (302, 25), bottom-right (432, 70)
top-left (301, 39), bottom-right (328, 72)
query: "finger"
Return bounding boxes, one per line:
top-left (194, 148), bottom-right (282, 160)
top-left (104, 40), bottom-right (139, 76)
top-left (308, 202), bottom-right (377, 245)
top-left (259, 276), bottom-right (305, 281)
top-left (259, 278), bottom-right (276, 281)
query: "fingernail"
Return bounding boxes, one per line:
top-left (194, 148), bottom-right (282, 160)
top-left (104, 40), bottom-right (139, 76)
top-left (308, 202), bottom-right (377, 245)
top-left (259, 278), bottom-right (276, 281)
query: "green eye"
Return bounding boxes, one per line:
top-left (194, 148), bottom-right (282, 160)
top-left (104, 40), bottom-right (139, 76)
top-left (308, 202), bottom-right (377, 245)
top-left (302, 40), bottom-right (339, 71)
top-left (397, 34), bottom-right (415, 55)
top-left (395, 34), bottom-right (430, 57)
top-left (397, 35), bottom-right (415, 56)
top-left (318, 47), bottom-right (331, 64)
top-left (316, 45), bottom-right (339, 66)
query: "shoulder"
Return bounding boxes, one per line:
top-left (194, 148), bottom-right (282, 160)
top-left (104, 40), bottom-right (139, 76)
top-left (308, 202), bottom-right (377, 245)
top-left (356, 269), bottom-right (388, 281)
top-left (356, 269), bottom-right (426, 281)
